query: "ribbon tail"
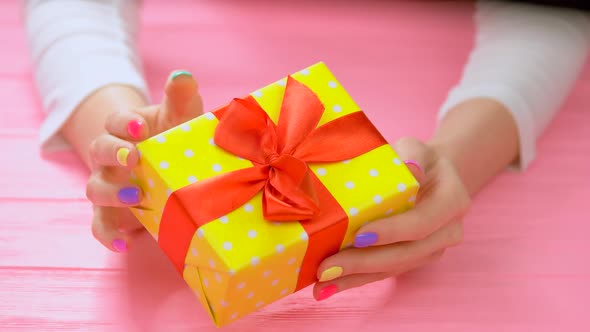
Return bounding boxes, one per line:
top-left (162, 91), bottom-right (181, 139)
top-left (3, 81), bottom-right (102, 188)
top-left (175, 166), bottom-right (269, 225)
top-left (158, 166), bottom-right (268, 273)
top-left (294, 111), bottom-right (387, 162)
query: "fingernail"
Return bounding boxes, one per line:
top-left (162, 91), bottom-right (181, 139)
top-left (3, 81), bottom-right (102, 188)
top-left (116, 148), bottom-right (130, 166)
top-left (127, 120), bottom-right (143, 139)
top-left (112, 239), bottom-right (127, 252)
top-left (317, 284), bottom-right (338, 301)
top-left (171, 70), bottom-right (193, 80)
top-left (319, 266), bottom-right (343, 282)
top-left (354, 232), bottom-right (378, 248)
top-left (118, 187), bottom-right (140, 205)
top-left (404, 160), bottom-right (423, 173)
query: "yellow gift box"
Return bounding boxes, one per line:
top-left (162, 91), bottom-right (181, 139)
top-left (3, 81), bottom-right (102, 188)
top-left (130, 62), bottom-right (419, 327)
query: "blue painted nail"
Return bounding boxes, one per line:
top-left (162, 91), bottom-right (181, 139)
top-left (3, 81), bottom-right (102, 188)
top-left (354, 232), bottom-right (378, 248)
top-left (171, 70), bottom-right (192, 80)
top-left (118, 187), bottom-right (140, 205)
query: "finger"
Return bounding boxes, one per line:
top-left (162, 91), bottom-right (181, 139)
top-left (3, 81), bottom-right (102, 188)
top-left (86, 171), bottom-right (143, 207)
top-left (313, 250), bottom-right (442, 301)
top-left (313, 272), bottom-right (390, 301)
top-left (104, 71), bottom-right (203, 143)
top-left (317, 221), bottom-right (462, 280)
top-left (91, 207), bottom-right (143, 253)
top-left (313, 249), bottom-right (442, 301)
top-left (393, 137), bottom-right (433, 185)
top-left (92, 211), bottom-right (128, 253)
top-left (355, 161), bottom-right (469, 246)
top-left (89, 134), bottom-right (140, 168)
top-left (105, 107), bottom-right (155, 141)
top-left (161, 70), bottom-right (203, 125)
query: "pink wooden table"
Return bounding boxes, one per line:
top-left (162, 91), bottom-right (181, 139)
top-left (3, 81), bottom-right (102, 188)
top-left (1, 1), bottom-right (589, 331)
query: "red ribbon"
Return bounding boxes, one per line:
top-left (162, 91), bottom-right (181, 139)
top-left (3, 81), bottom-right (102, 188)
top-left (158, 76), bottom-right (387, 288)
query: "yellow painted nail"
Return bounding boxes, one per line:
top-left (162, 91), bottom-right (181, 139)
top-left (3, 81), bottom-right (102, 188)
top-left (319, 266), bottom-right (343, 282)
top-left (116, 148), bottom-right (129, 166)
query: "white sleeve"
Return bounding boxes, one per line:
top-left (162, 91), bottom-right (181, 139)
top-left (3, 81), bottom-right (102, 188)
top-left (438, 1), bottom-right (590, 170)
top-left (24, 0), bottom-right (150, 152)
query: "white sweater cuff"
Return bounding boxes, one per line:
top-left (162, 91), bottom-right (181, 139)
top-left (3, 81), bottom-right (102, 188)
top-left (439, 85), bottom-right (536, 171)
top-left (24, 0), bottom-right (148, 152)
top-left (39, 55), bottom-right (149, 152)
top-left (438, 1), bottom-right (590, 171)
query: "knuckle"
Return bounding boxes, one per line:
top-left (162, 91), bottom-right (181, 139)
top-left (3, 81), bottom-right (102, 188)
top-left (104, 111), bottom-right (119, 131)
top-left (89, 139), bottom-right (100, 161)
top-left (85, 179), bottom-right (97, 202)
top-left (395, 136), bottom-right (419, 148)
top-left (402, 217), bottom-right (432, 241)
top-left (85, 172), bottom-right (106, 203)
top-left (407, 227), bottom-right (430, 242)
top-left (91, 217), bottom-right (102, 241)
top-left (432, 249), bottom-right (446, 260)
top-left (456, 188), bottom-right (471, 215)
top-left (346, 250), bottom-right (376, 275)
top-left (446, 222), bottom-right (464, 247)
top-left (394, 137), bottom-right (428, 159)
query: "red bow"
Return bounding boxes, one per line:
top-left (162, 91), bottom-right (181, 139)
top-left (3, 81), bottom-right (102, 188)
top-left (158, 76), bottom-right (386, 278)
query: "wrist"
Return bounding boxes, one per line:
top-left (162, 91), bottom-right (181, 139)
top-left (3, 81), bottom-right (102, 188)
top-left (427, 98), bottom-right (519, 196)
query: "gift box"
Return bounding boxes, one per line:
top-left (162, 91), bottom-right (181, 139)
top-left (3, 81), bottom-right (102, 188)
top-left (130, 62), bottom-right (419, 327)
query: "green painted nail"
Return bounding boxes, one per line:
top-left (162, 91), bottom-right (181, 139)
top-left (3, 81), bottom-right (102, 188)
top-left (171, 70), bottom-right (192, 80)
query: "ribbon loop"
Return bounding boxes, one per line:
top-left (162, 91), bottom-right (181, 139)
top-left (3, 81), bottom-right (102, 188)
top-left (158, 74), bottom-right (390, 275)
top-left (211, 77), bottom-right (331, 221)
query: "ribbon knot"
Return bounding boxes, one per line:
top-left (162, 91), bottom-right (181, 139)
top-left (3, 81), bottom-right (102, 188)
top-left (171, 76), bottom-right (387, 226)
top-left (266, 153), bottom-right (283, 165)
top-left (158, 74), bottom-right (389, 277)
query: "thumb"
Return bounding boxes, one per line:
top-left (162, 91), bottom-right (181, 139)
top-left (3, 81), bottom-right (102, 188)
top-left (393, 137), bottom-right (431, 186)
top-left (161, 70), bottom-right (203, 126)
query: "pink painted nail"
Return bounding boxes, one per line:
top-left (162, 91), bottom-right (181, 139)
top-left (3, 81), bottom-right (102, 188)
top-left (404, 160), bottom-right (423, 173)
top-left (317, 284), bottom-right (338, 301)
top-left (112, 239), bottom-right (127, 252)
top-left (127, 120), bottom-right (143, 139)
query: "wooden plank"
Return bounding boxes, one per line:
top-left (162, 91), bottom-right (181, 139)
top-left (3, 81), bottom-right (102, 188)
top-left (1, 265), bottom-right (588, 332)
top-left (0, 137), bottom-right (87, 200)
top-left (0, 200), bottom-right (117, 269)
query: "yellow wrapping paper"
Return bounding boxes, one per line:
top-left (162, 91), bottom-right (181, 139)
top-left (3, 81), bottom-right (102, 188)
top-left (130, 62), bottom-right (419, 326)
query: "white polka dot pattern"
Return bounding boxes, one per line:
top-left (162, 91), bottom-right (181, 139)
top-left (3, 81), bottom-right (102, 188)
top-left (130, 62), bottom-right (420, 326)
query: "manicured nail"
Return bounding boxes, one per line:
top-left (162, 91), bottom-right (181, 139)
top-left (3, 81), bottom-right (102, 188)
top-left (317, 284), bottom-right (338, 301)
top-left (127, 120), bottom-right (143, 139)
top-left (116, 147), bottom-right (129, 166)
top-left (404, 160), bottom-right (423, 173)
top-left (112, 239), bottom-right (127, 252)
top-left (171, 70), bottom-right (193, 80)
top-left (354, 232), bottom-right (378, 248)
top-left (118, 187), bottom-right (140, 205)
top-left (319, 266), bottom-right (343, 282)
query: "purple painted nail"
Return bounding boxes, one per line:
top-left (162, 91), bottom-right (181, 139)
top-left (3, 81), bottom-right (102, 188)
top-left (404, 160), bottom-right (423, 173)
top-left (112, 239), bottom-right (127, 252)
top-left (354, 232), bottom-right (378, 248)
top-left (118, 187), bottom-right (140, 204)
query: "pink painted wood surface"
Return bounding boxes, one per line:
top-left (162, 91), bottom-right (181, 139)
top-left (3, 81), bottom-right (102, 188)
top-left (1, 0), bottom-right (589, 331)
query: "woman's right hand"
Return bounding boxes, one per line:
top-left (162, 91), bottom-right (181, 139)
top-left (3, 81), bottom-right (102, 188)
top-left (86, 70), bottom-right (204, 252)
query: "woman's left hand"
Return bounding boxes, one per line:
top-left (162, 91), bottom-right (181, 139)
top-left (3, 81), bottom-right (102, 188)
top-left (313, 137), bottom-right (471, 301)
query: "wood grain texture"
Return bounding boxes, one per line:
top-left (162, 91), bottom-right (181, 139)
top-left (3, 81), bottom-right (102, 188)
top-left (1, 0), bottom-right (589, 331)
